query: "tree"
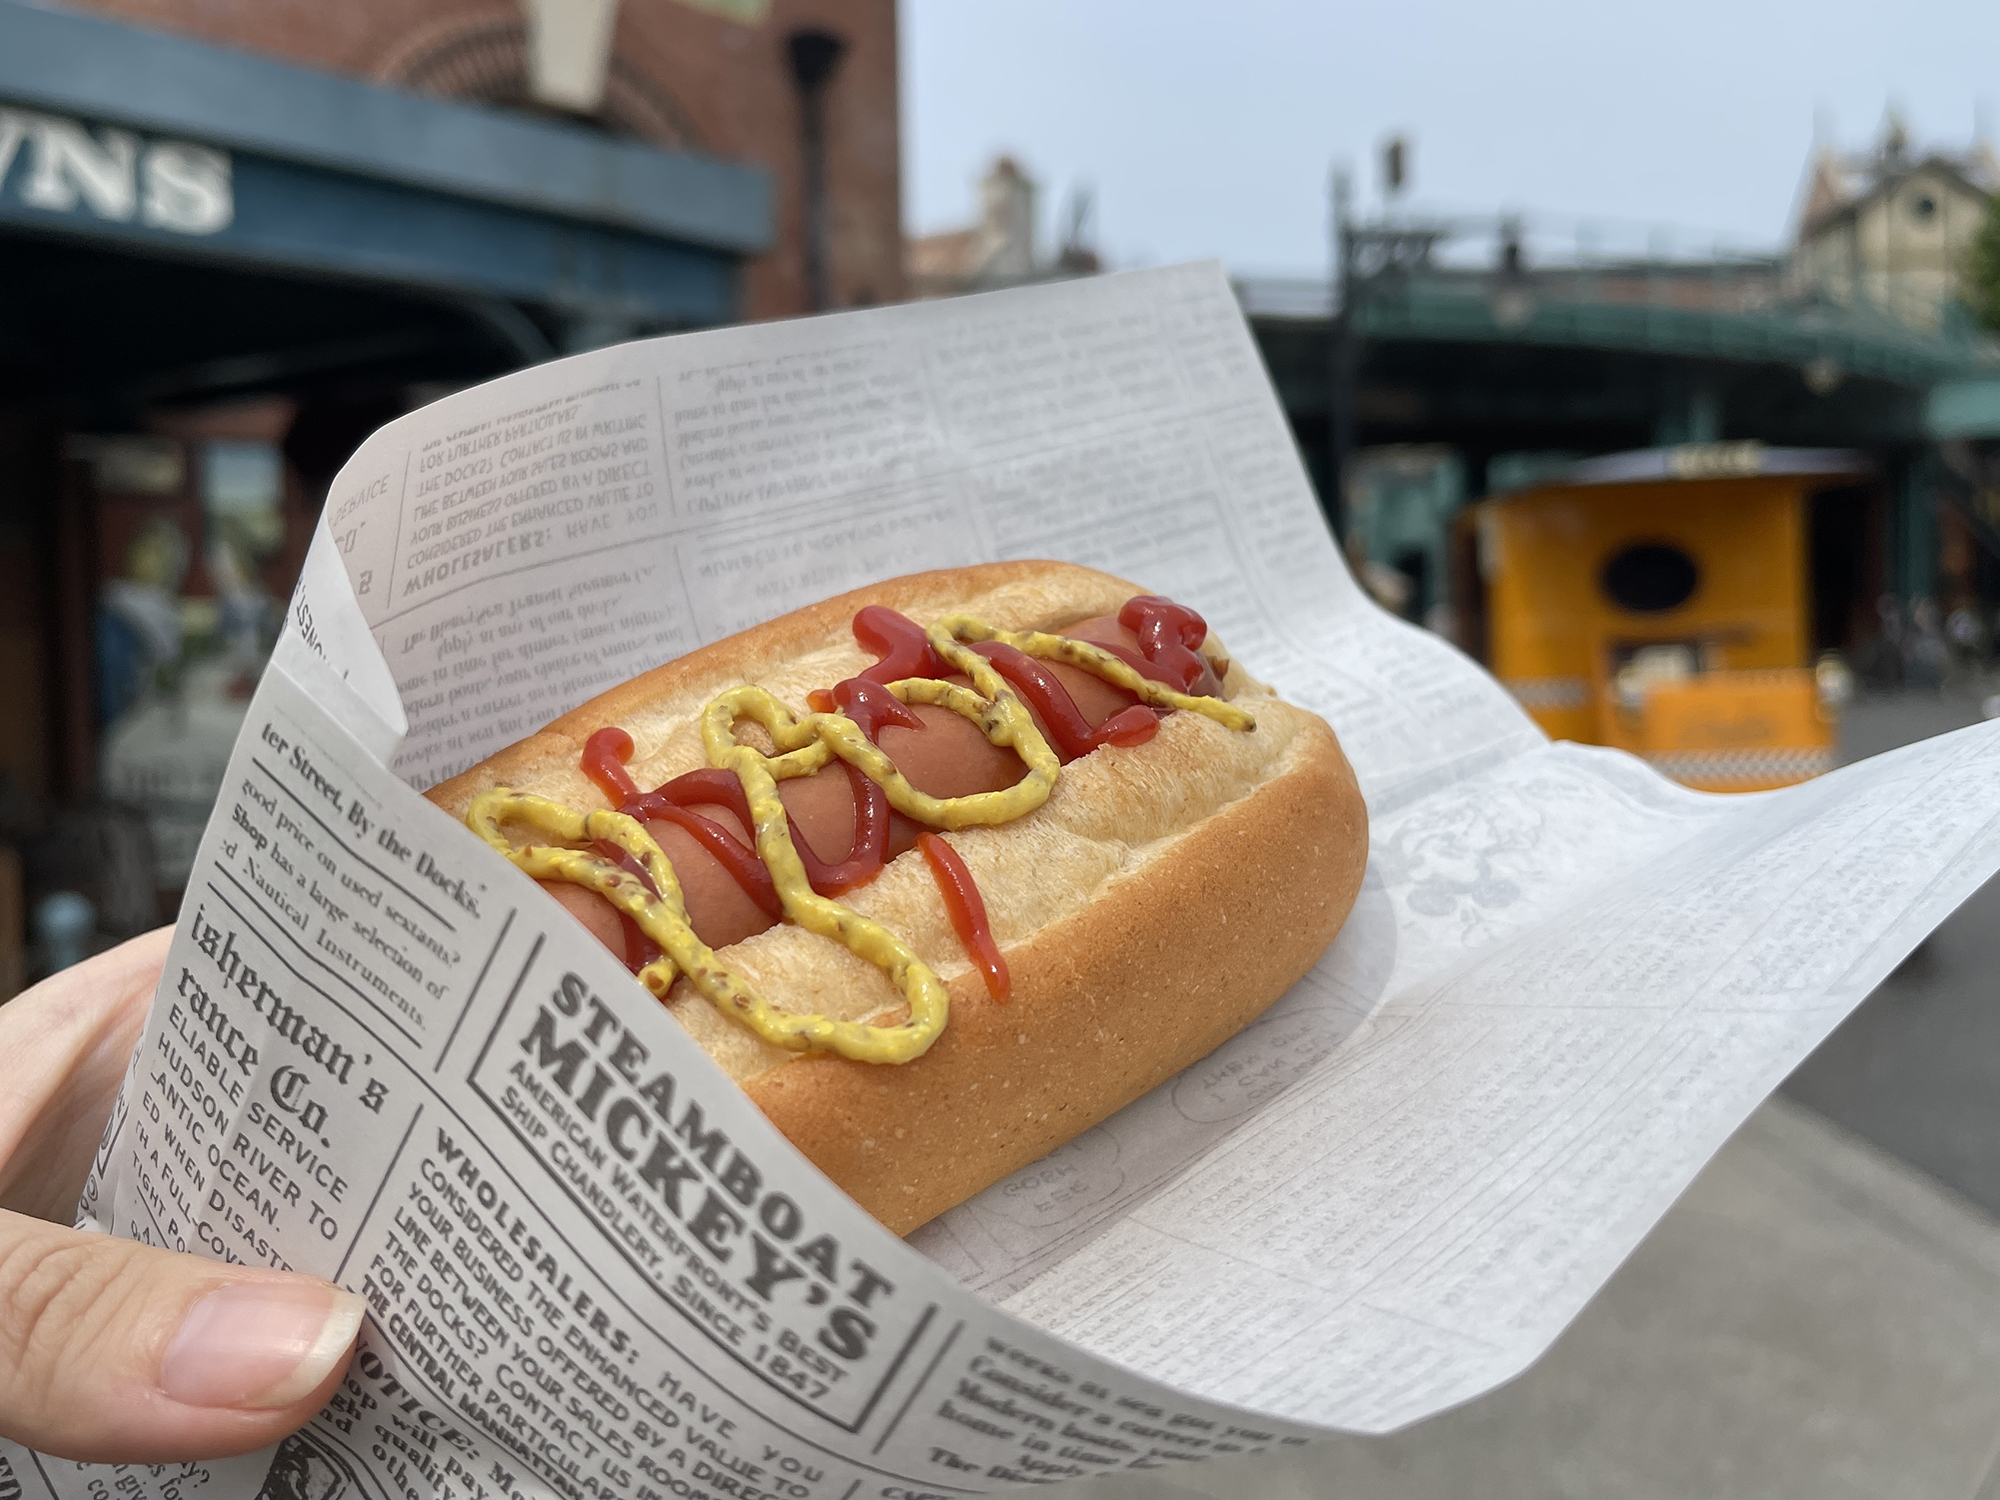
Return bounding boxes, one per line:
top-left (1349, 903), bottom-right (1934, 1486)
top-left (1969, 193), bottom-right (2000, 332)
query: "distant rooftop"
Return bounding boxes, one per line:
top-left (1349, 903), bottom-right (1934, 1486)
top-left (1795, 112), bottom-right (2000, 242)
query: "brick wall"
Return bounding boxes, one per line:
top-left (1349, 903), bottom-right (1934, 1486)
top-left (55, 0), bottom-right (903, 319)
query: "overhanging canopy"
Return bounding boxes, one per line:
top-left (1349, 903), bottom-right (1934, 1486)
top-left (0, 0), bottom-right (772, 336)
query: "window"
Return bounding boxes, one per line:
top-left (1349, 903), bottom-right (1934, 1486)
top-left (1601, 542), bottom-right (1699, 613)
top-left (379, 20), bottom-right (699, 147)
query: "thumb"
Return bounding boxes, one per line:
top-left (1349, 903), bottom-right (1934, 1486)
top-left (0, 1210), bottom-right (363, 1462)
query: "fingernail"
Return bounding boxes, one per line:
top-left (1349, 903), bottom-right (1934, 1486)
top-left (161, 1283), bottom-right (365, 1410)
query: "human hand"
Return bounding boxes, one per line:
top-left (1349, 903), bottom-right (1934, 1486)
top-left (0, 929), bottom-right (363, 1462)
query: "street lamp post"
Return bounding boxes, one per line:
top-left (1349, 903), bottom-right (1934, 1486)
top-left (786, 28), bottom-right (846, 314)
top-left (1328, 166), bottom-right (1357, 543)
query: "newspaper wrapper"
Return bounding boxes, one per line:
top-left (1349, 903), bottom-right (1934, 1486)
top-left (6, 263), bottom-right (1997, 1500)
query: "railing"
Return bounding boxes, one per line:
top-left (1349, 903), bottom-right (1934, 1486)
top-left (1237, 210), bottom-right (2000, 387)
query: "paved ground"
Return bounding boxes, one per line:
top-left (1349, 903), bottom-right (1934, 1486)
top-left (1782, 688), bottom-right (2000, 1216)
top-left (1035, 689), bottom-right (2000, 1498)
top-left (1038, 1100), bottom-right (2000, 1500)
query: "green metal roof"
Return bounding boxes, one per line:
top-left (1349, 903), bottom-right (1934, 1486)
top-left (1348, 277), bottom-right (1985, 390)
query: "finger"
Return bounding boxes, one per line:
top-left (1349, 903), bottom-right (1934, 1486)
top-left (0, 1210), bottom-right (363, 1463)
top-left (0, 927), bottom-right (174, 1220)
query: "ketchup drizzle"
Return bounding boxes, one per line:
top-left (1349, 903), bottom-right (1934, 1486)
top-left (618, 913), bottom-right (658, 971)
top-left (831, 674), bottom-right (925, 738)
top-left (582, 726), bottom-right (642, 803)
top-left (779, 677), bottom-right (921, 893)
top-left (918, 832), bottom-right (1010, 1002)
top-left (584, 729), bottom-right (780, 920)
top-left (575, 597), bottom-right (1211, 987)
top-left (854, 605), bottom-right (953, 684)
top-left (1120, 595), bottom-right (1212, 693)
top-left (588, 835), bottom-right (664, 972)
top-left (969, 641), bottom-right (1158, 759)
top-left (633, 801), bottom-right (784, 919)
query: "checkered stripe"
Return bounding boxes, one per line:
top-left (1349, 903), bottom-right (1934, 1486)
top-left (1644, 747), bottom-right (1835, 783)
top-left (1503, 676), bottom-right (1589, 711)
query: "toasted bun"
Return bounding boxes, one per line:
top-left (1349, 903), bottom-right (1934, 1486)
top-left (427, 561), bottom-right (1366, 1232)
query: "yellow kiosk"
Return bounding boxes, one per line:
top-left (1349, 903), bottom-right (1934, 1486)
top-left (1454, 445), bottom-right (1876, 792)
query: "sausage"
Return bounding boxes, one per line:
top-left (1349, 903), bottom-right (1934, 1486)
top-left (538, 612), bottom-right (1213, 955)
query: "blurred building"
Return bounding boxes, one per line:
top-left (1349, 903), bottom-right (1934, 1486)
top-left (1244, 189), bottom-right (2000, 678)
top-left (906, 154), bottom-right (1099, 298)
top-left (1341, 446), bottom-right (1464, 629)
top-left (0, 0), bottom-right (900, 980)
top-left (40, 0), bottom-right (902, 323)
top-left (1790, 114), bottom-right (1999, 332)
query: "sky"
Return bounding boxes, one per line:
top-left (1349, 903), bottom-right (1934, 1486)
top-left (901, 0), bottom-right (2000, 277)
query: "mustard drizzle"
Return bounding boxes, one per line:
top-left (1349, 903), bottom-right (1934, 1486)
top-left (466, 612), bottom-right (1251, 1064)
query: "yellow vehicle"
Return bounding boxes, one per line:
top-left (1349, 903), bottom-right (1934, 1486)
top-left (1451, 444), bottom-right (1876, 792)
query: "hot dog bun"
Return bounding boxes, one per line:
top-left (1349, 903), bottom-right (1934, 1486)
top-left (427, 561), bottom-right (1366, 1233)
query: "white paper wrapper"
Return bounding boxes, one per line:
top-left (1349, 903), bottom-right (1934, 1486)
top-left (7, 264), bottom-right (1995, 1500)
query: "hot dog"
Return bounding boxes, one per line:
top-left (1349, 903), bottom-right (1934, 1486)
top-left (426, 561), bottom-right (1366, 1232)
